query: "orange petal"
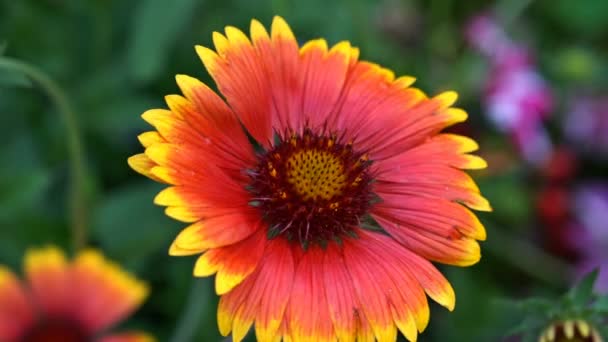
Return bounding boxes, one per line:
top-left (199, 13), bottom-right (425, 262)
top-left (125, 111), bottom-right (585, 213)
top-left (217, 238), bottom-right (294, 342)
top-left (70, 249), bottom-right (148, 333)
top-left (375, 163), bottom-right (492, 212)
top-left (322, 245), bottom-right (358, 342)
top-left (373, 194), bottom-right (487, 241)
top-left (297, 40), bottom-right (352, 131)
top-left (24, 246), bottom-right (71, 317)
top-left (287, 246), bottom-right (335, 342)
top-left (194, 228), bottom-right (266, 295)
top-left (360, 230), bottom-right (455, 311)
top-left (196, 26), bottom-right (273, 146)
top-left (171, 210), bottom-right (260, 251)
top-left (374, 214), bottom-right (482, 266)
top-left (0, 266), bottom-right (33, 341)
top-left (342, 236), bottom-right (398, 342)
top-left (344, 233), bottom-right (425, 341)
top-left (127, 154), bottom-right (164, 183)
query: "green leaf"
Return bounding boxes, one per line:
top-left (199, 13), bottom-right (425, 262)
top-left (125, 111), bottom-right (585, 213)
top-left (505, 315), bottom-right (545, 338)
top-left (92, 181), bottom-right (179, 263)
top-left (594, 295), bottom-right (608, 312)
top-left (567, 269), bottom-right (599, 306)
top-left (545, 0), bottom-right (608, 38)
top-left (126, 0), bottom-right (200, 83)
top-left (519, 298), bottom-right (554, 315)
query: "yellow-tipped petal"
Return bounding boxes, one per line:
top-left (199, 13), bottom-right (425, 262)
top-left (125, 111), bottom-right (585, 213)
top-left (196, 45), bottom-right (221, 74)
top-left (300, 39), bottom-right (328, 55)
top-left (545, 325), bottom-right (555, 341)
top-left (138, 131), bottom-right (164, 148)
top-left (394, 76), bottom-right (417, 89)
top-left (576, 320), bottom-right (590, 337)
top-left (564, 321), bottom-right (575, 339)
top-left (212, 31), bottom-right (230, 55)
top-left (462, 155), bottom-right (488, 170)
top-left (168, 240), bottom-right (205, 256)
top-left (165, 207), bottom-right (198, 223)
top-left (435, 91), bottom-right (458, 109)
top-left (154, 187), bottom-right (182, 206)
top-left (232, 315), bottom-right (254, 342)
top-left (128, 154), bottom-right (163, 183)
top-left (217, 302), bottom-right (234, 336)
top-left (225, 26), bottom-right (251, 47)
top-left (271, 16), bottom-right (295, 41)
top-left (193, 252), bottom-right (219, 277)
top-left (443, 108), bottom-right (468, 125)
top-left (250, 19), bottom-right (269, 42)
top-left (25, 246), bottom-right (67, 276)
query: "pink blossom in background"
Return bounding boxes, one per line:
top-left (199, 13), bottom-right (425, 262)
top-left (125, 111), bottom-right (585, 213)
top-left (466, 14), bottom-right (554, 165)
top-left (564, 96), bottom-right (608, 157)
top-left (571, 183), bottom-right (608, 293)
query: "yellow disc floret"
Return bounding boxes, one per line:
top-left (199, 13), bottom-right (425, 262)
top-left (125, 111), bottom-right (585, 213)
top-left (286, 149), bottom-right (347, 201)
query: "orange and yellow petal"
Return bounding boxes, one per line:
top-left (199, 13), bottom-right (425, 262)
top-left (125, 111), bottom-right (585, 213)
top-left (375, 164), bottom-right (491, 212)
top-left (359, 230), bottom-right (456, 311)
top-left (0, 266), bottom-right (33, 341)
top-left (322, 245), bottom-right (359, 342)
top-left (98, 331), bottom-right (155, 342)
top-left (374, 213), bottom-right (481, 266)
top-left (24, 246), bottom-right (71, 317)
top-left (339, 241), bottom-right (398, 342)
top-left (70, 249), bottom-right (149, 333)
top-left (296, 39), bottom-right (353, 131)
top-left (218, 238), bottom-right (294, 342)
top-left (170, 209), bottom-right (261, 253)
top-left (196, 24), bottom-right (274, 146)
top-left (194, 228), bottom-right (266, 295)
top-left (286, 246), bottom-right (335, 342)
top-left (374, 194), bottom-right (486, 241)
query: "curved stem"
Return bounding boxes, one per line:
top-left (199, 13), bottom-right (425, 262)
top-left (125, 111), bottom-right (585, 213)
top-left (485, 222), bottom-right (574, 288)
top-left (170, 279), bottom-right (211, 342)
top-left (0, 57), bottom-right (88, 251)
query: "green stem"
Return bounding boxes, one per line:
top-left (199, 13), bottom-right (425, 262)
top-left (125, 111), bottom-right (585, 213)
top-left (0, 57), bottom-right (88, 251)
top-left (485, 222), bottom-right (575, 288)
top-left (170, 279), bottom-right (210, 342)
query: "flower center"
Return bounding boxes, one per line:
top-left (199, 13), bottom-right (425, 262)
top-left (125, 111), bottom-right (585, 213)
top-left (286, 149), bottom-right (347, 201)
top-left (21, 318), bottom-right (89, 342)
top-left (249, 129), bottom-right (374, 247)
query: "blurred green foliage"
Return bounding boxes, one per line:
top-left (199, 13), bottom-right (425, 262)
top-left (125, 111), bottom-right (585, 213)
top-left (1, 0), bottom-right (607, 341)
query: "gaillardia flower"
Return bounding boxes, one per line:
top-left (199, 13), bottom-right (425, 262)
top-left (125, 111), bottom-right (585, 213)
top-left (129, 16), bottom-right (490, 342)
top-left (0, 246), bottom-right (152, 342)
top-left (539, 320), bottom-right (604, 342)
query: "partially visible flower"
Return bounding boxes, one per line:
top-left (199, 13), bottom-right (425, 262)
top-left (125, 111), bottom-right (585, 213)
top-left (539, 320), bottom-right (603, 342)
top-left (571, 183), bottom-right (608, 293)
top-left (0, 246), bottom-right (152, 342)
top-left (129, 16), bottom-right (490, 342)
top-left (507, 271), bottom-right (608, 341)
top-left (466, 13), bottom-right (553, 165)
top-left (537, 179), bottom-right (608, 293)
top-left (564, 96), bottom-right (608, 157)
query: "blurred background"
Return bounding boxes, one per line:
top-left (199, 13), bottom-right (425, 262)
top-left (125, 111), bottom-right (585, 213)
top-left (1, 0), bottom-right (607, 340)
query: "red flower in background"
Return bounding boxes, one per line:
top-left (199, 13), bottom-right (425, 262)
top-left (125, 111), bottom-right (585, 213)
top-left (0, 247), bottom-right (152, 342)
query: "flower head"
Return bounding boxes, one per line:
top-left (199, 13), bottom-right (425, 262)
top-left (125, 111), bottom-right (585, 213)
top-left (129, 16), bottom-right (490, 341)
top-left (539, 320), bottom-right (604, 342)
top-left (0, 246), bottom-right (152, 342)
top-left (564, 96), bottom-right (608, 157)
